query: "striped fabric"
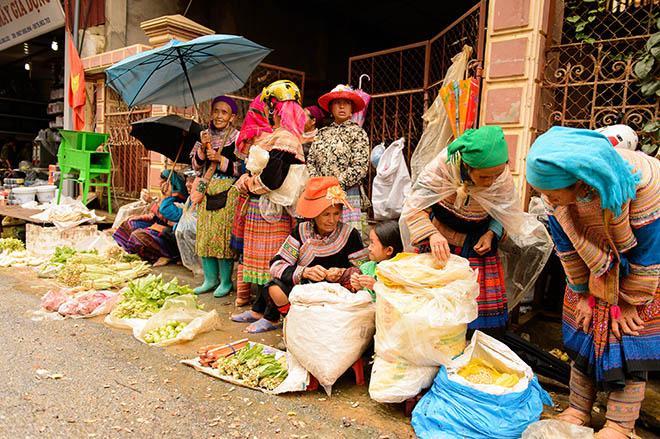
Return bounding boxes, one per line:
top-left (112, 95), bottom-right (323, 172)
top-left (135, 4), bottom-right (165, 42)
top-left (548, 150), bottom-right (659, 389)
top-left (342, 186), bottom-right (363, 234)
top-left (113, 219), bottom-right (178, 263)
top-left (562, 288), bottom-right (659, 390)
top-left (464, 250), bottom-right (508, 330)
top-left (230, 193), bottom-right (249, 252)
top-left (549, 149), bottom-right (660, 305)
top-left (242, 197), bottom-right (295, 285)
top-left (270, 221), bottom-right (368, 285)
top-left (417, 240), bottom-right (508, 330)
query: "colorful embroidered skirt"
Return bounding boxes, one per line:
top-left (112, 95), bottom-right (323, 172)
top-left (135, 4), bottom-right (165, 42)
top-left (196, 178), bottom-right (238, 259)
top-left (342, 186), bottom-right (363, 234)
top-left (230, 193), bottom-right (249, 252)
top-left (461, 248), bottom-right (509, 330)
top-left (113, 219), bottom-right (179, 263)
top-left (562, 288), bottom-right (659, 390)
top-left (242, 197), bottom-right (295, 285)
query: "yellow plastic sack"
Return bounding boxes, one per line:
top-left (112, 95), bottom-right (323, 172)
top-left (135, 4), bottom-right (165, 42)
top-left (373, 253), bottom-right (478, 366)
top-left (369, 253), bottom-right (479, 403)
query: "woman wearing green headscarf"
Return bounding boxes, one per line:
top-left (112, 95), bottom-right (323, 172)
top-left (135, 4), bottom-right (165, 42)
top-left (402, 126), bottom-right (551, 331)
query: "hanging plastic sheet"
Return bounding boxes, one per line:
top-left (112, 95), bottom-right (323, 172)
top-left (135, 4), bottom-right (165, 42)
top-left (410, 46), bottom-right (472, 182)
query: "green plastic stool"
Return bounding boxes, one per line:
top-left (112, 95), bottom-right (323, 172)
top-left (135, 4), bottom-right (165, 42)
top-left (56, 130), bottom-right (113, 214)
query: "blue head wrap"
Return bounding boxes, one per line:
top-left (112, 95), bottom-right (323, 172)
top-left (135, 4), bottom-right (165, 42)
top-left (526, 126), bottom-right (639, 216)
top-left (160, 169), bottom-right (188, 199)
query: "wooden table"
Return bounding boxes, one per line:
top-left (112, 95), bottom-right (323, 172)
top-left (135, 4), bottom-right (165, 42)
top-left (0, 205), bottom-right (115, 226)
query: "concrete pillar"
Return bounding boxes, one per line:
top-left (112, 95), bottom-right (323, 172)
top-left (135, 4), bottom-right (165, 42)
top-left (479, 0), bottom-right (555, 203)
top-left (105, 0), bottom-right (128, 51)
top-left (83, 15), bottom-right (214, 197)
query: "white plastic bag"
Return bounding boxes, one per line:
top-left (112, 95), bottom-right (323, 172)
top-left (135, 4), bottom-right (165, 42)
top-left (175, 201), bottom-right (202, 276)
top-left (369, 253), bottom-right (479, 403)
top-left (111, 199), bottom-right (150, 230)
top-left (78, 231), bottom-right (120, 254)
top-left (522, 420), bottom-right (594, 439)
top-left (447, 331), bottom-right (533, 395)
top-left (134, 295), bottom-right (220, 347)
top-left (246, 146), bottom-right (270, 175)
top-left (372, 138), bottom-right (412, 220)
top-left (369, 356), bottom-right (438, 403)
top-left (104, 313), bottom-right (147, 332)
top-left (370, 142), bottom-right (386, 168)
top-left (285, 282), bottom-right (375, 395)
top-left (374, 253), bottom-right (478, 366)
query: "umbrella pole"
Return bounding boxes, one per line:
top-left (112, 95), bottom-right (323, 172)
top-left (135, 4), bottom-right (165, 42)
top-left (175, 48), bottom-right (200, 121)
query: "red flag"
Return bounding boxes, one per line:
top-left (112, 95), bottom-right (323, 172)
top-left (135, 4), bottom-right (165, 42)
top-left (67, 31), bottom-right (85, 131)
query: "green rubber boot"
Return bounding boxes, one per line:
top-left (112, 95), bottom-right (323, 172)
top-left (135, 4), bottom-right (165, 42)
top-left (194, 257), bottom-right (219, 295)
top-left (213, 258), bottom-right (234, 298)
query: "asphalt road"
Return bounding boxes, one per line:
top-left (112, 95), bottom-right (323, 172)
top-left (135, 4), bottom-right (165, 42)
top-left (0, 268), bottom-right (412, 439)
top-left (1, 265), bottom-right (657, 439)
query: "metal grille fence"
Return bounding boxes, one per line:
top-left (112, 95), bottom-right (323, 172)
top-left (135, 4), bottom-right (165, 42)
top-left (540, 1), bottom-right (658, 136)
top-left (104, 88), bottom-right (151, 198)
top-left (348, 2), bottom-right (485, 197)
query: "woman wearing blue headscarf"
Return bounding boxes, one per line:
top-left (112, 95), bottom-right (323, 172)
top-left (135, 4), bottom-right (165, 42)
top-left (113, 169), bottom-right (188, 266)
top-left (526, 126), bottom-right (659, 438)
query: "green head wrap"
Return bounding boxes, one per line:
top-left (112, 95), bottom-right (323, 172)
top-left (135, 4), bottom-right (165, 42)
top-left (446, 125), bottom-right (508, 169)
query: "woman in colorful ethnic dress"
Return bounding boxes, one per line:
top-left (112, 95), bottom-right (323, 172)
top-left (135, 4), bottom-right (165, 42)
top-left (306, 85), bottom-right (369, 233)
top-left (230, 80), bottom-right (308, 333)
top-left (190, 96), bottom-right (241, 298)
top-left (113, 170), bottom-right (187, 266)
top-left (526, 126), bottom-right (659, 439)
top-left (231, 95), bottom-right (275, 307)
top-left (401, 126), bottom-right (548, 332)
top-left (233, 177), bottom-right (368, 332)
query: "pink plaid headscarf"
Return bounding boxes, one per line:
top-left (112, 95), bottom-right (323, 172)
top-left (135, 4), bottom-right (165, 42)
top-left (236, 95), bottom-right (273, 158)
top-left (275, 100), bottom-right (307, 138)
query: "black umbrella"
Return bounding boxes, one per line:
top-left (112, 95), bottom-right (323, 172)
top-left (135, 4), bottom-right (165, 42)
top-left (130, 114), bottom-right (203, 162)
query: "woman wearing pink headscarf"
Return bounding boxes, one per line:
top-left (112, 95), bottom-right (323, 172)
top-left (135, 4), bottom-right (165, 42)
top-left (231, 80), bottom-right (309, 333)
top-left (230, 95), bottom-right (274, 306)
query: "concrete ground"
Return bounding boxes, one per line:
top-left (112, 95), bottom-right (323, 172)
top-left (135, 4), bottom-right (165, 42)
top-left (0, 263), bottom-right (657, 438)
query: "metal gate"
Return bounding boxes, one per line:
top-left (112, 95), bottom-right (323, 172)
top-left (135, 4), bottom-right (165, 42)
top-left (104, 88), bottom-right (151, 199)
top-left (540, 1), bottom-right (658, 136)
top-left (348, 3), bottom-right (486, 193)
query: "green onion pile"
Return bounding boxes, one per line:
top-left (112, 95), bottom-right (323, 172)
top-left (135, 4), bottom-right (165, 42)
top-left (215, 344), bottom-right (288, 390)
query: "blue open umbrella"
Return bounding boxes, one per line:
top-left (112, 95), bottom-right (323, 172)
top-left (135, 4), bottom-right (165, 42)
top-left (105, 34), bottom-right (271, 108)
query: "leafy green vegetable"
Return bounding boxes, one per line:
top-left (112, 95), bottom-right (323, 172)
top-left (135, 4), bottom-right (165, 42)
top-left (0, 238), bottom-right (24, 253)
top-left (215, 344), bottom-right (288, 390)
top-left (111, 274), bottom-right (195, 319)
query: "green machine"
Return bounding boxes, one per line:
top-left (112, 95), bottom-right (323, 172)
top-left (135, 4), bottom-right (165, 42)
top-left (56, 130), bottom-right (113, 213)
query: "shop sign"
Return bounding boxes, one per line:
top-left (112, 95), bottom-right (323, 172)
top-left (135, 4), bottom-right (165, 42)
top-left (0, 0), bottom-right (65, 52)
